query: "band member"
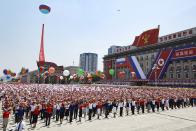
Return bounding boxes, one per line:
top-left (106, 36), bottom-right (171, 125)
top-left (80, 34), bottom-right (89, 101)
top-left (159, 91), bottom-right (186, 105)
top-left (29, 102), bottom-right (36, 124)
top-left (104, 100), bottom-right (110, 118)
top-left (119, 100), bottom-right (124, 117)
top-left (32, 106), bottom-right (40, 128)
top-left (146, 99), bottom-right (151, 113)
top-left (125, 99), bottom-right (130, 116)
top-left (74, 101), bottom-right (79, 120)
top-left (45, 103), bottom-right (53, 126)
top-left (112, 100), bottom-right (118, 118)
top-left (55, 101), bottom-right (61, 121)
top-left (78, 103), bottom-right (83, 122)
top-left (131, 99), bottom-right (136, 115)
top-left (88, 101), bottom-right (93, 121)
top-left (156, 98), bottom-right (161, 112)
top-left (161, 98), bottom-right (165, 111)
top-left (59, 103), bottom-right (65, 124)
top-left (97, 101), bottom-right (102, 119)
top-left (151, 98), bottom-right (156, 112)
top-left (40, 102), bottom-right (46, 120)
top-left (92, 100), bottom-right (97, 117)
top-left (65, 103), bottom-right (69, 120)
top-left (139, 98), bottom-right (145, 114)
top-left (165, 98), bottom-right (169, 110)
top-left (3, 107), bottom-right (10, 131)
top-left (136, 98), bottom-right (140, 114)
top-left (69, 102), bottom-right (74, 123)
top-left (169, 97), bottom-right (174, 109)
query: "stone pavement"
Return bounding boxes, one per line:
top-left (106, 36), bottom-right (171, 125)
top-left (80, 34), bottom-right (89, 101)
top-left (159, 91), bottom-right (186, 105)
top-left (2, 107), bottom-right (196, 131)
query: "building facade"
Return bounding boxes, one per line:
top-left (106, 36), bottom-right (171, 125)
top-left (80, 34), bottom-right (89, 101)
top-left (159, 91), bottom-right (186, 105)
top-left (64, 66), bottom-right (80, 75)
top-left (103, 27), bottom-right (196, 82)
top-left (80, 53), bottom-right (98, 73)
top-left (108, 45), bottom-right (121, 55)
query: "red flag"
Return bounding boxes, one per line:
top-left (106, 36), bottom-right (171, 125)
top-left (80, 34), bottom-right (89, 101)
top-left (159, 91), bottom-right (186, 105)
top-left (137, 28), bottom-right (159, 47)
top-left (39, 24), bottom-right (45, 63)
top-left (132, 36), bottom-right (139, 46)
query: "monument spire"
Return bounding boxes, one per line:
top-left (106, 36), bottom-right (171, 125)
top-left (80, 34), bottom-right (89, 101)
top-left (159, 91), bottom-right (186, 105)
top-left (39, 24), bottom-right (45, 64)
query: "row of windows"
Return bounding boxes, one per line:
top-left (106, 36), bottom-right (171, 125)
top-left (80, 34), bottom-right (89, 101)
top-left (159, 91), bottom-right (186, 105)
top-left (137, 54), bottom-right (156, 61)
top-left (169, 65), bottom-right (196, 72)
top-left (116, 46), bottom-right (133, 53)
top-left (170, 73), bottom-right (196, 79)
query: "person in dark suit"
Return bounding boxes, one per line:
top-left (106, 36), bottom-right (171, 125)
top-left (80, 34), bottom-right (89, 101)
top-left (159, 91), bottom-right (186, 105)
top-left (112, 100), bottom-right (118, 118)
top-left (104, 100), bottom-right (110, 118)
top-left (125, 99), bottom-right (130, 116)
top-left (169, 97), bottom-right (174, 109)
top-left (74, 101), bottom-right (79, 120)
top-left (59, 103), bottom-right (65, 124)
top-left (78, 103), bottom-right (83, 122)
top-left (151, 98), bottom-right (156, 112)
top-left (69, 102), bottom-right (74, 123)
top-left (131, 99), bottom-right (136, 115)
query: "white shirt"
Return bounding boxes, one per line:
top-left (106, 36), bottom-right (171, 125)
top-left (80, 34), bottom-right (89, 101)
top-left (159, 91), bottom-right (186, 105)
top-left (92, 103), bottom-right (97, 108)
top-left (14, 121), bottom-right (25, 131)
top-left (161, 99), bottom-right (165, 104)
top-left (118, 102), bottom-right (124, 108)
top-left (131, 101), bottom-right (136, 106)
top-left (165, 99), bottom-right (169, 106)
top-left (152, 100), bottom-right (156, 105)
top-left (30, 105), bottom-right (35, 112)
top-left (89, 103), bottom-right (93, 109)
top-left (56, 104), bottom-right (61, 110)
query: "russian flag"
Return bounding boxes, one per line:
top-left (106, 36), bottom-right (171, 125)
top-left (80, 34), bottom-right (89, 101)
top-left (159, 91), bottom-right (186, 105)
top-left (116, 58), bottom-right (127, 67)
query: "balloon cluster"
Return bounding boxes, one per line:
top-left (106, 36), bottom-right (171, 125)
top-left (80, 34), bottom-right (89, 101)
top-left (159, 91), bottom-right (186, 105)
top-left (3, 69), bottom-right (16, 77)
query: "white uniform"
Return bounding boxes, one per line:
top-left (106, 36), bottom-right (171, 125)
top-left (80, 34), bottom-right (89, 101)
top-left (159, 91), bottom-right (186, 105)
top-left (165, 99), bottom-right (169, 108)
top-left (14, 121), bottom-right (25, 131)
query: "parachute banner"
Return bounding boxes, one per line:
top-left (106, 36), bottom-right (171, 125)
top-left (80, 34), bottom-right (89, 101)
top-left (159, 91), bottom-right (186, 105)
top-left (39, 5), bottom-right (51, 14)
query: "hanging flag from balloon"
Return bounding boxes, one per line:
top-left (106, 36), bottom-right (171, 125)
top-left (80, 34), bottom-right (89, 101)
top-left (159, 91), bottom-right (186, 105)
top-left (39, 4), bottom-right (51, 14)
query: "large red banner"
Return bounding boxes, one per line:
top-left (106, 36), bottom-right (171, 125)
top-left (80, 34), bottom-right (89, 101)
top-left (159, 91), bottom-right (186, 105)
top-left (172, 47), bottom-right (196, 59)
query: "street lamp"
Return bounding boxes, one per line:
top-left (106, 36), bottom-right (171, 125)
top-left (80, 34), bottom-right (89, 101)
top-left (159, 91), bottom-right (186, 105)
top-left (152, 64), bottom-right (160, 87)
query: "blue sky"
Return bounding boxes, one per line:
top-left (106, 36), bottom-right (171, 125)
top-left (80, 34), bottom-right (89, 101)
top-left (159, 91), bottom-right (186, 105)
top-left (0, 0), bottom-right (196, 75)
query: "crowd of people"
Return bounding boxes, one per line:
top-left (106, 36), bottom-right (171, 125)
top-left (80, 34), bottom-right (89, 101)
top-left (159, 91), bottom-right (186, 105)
top-left (1, 84), bottom-right (196, 131)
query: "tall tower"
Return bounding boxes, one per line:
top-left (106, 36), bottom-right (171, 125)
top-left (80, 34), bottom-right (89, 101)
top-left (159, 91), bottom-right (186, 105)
top-left (39, 24), bottom-right (45, 65)
top-left (80, 53), bottom-right (98, 73)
